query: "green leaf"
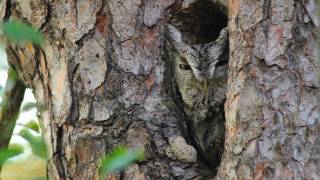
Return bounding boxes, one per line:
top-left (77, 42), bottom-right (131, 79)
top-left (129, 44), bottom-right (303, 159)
top-left (2, 20), bottom-right (44, 46)
top-left (22, 102), bottom-right (38, 112)
top-left (99, 146), bottom-right (144, 177)
top-left (19, 128), bottom-right (48, 159)
top-left (0, 145), bottom-right (24, 166)
top-left (25, 120), bottom-right (40, 133)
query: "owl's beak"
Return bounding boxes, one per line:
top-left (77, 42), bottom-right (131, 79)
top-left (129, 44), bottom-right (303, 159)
top-left (193, 72), bottom-right (209, 92)
top-left (201, 80), bottom-right (209, 92)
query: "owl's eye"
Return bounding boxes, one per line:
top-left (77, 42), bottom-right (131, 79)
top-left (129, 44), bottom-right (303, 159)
top-left (179, 64), bottom-right (191, 70)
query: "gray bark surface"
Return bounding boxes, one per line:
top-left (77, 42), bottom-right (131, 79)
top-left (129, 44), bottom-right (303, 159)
top-left (218, 0), bottom-right (320, 179)
top-left (1, 0), bottom-right (210, 179)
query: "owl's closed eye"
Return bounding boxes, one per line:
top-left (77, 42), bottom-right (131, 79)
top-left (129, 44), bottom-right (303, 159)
top-left (179, 64), bottom-right (192, 71)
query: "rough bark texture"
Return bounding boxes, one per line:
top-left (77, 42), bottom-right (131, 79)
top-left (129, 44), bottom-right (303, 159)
top-left (1, 0), bottom-right (319, 179)
top-left (1, 0), bottom-right (214, 179)
top-left (218, 0), bottom-right (320, 179)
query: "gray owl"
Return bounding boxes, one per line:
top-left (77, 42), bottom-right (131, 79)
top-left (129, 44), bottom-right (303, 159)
top-left (165, 24), bottom-right (228, 167)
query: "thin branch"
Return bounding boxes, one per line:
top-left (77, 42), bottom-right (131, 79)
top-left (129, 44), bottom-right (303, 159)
top-left (0, 67), bottom-right (26, 150)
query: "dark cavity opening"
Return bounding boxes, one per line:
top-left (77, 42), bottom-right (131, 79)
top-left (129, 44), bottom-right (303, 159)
top-left (170, 0), bottom-right (228, 44)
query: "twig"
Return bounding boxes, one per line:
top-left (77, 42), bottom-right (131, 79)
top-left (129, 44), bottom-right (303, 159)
top-left (0, 67), bottom-right (25, 150)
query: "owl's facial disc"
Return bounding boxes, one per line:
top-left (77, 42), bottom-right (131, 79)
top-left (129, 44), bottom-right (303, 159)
top-left (190, 70), bottom-right (209, 92)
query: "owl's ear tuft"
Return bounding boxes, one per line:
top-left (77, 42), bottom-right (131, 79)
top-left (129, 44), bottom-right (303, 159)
top-left (207, 27), bottom-right (229, 63)
top-left (166, 25), bottom-right (183, 46)
top-left (215, 28), bottom-right (229, 48)
top-left (166, 24), bottom-right (199, 68)
top-left (169, 0), bottom-right (228, 44)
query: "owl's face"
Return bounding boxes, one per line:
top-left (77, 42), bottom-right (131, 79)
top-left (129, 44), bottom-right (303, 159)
top-left (166, 25), bottom-right (228, 108)
top-left (172, 51), bottom-right (209, 108)
top-left (172, 47), bottom-right (227, 108)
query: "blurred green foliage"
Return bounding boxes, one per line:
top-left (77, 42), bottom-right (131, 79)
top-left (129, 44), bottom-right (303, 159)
top-left (1, 20), bottom-right (44, 46)
top-left (19, 128), bottom-right (48, 160)
top-left (25, 120), bottom-right (40, 133)
top-left (21, 102), bottom-right (38, 112)
top-left (0, 123), bottom-right (46, 166)
top-left (99, 146), bottom-right (144, 178)
top-left (0, 145), bottom-right (23, 166)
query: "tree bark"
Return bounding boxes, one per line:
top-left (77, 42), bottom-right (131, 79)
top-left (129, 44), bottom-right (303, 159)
top-left (1, 0), bottom-right (204, 179)
top-left (218, 0), bottom-right (320, 179)
top-left (1, 0), bottom-right (319, 179)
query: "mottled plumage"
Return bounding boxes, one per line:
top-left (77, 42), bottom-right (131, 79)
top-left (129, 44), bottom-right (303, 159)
top-left (165, 24), bottom-right (228, 166)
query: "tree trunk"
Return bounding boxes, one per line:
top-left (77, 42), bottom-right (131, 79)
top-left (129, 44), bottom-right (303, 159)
top-left (1, 0), bottom-right (319, 179)
top-left (218, 0), bottom-right (320, 179)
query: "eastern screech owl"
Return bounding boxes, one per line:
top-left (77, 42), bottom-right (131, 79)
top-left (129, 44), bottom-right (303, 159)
top-left (165, 24), bottom-right (228, 166)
